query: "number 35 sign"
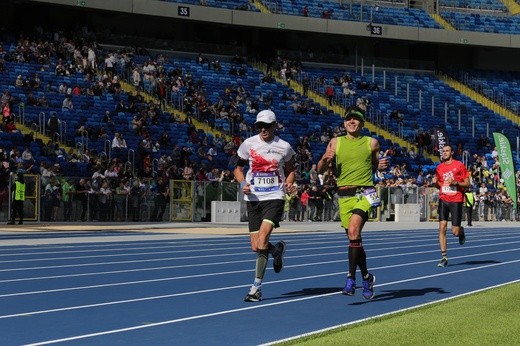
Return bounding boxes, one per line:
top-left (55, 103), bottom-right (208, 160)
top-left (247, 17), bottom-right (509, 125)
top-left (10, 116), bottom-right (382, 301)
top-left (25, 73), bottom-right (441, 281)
top-left (178, 6), bottom-right (190, 17)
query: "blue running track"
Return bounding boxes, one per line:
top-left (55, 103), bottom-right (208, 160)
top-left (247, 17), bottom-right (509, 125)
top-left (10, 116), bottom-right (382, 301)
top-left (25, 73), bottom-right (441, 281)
top-left (1, 226), bottom-right (519, 345)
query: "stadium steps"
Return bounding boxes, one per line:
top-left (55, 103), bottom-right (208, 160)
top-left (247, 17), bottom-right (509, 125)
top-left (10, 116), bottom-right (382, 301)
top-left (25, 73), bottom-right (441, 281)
top-left (501, 0), bottom-right (520, 14)
top-left (251, 0), bottom-right (271, 14)
top-left (118, 81), bottom-right (232, 142)
top-left (249, 60), bottom-right (439, 162)
top-left (438, 73), bottom-right (520, 125)
top-left (16, 121), bottom-right (77, 156)
top-left (430, 13), bottom-right (456, 30)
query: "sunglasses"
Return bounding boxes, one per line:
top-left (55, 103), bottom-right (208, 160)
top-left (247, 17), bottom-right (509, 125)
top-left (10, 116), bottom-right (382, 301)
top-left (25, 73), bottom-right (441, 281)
top-left (256, 122), bottom-right (275, 130)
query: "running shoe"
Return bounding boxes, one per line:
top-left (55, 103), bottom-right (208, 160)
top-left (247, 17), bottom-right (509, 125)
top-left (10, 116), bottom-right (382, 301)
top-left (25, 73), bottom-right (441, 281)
top-left (362, 273), bottom-right (376, 300)
top-left (273, 241), bottom-right (286, 273)
top-left (438, 256), bottom-right (448, 267)
top-left (458, 227), bottom-right (466, 245)
top-left (244, 287), bottom-right (262, 302)
top-left (342, 278), bottom-right (356, 296)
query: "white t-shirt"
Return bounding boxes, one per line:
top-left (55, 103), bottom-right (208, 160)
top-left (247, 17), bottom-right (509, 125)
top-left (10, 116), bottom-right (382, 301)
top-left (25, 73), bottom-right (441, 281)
top-left (237, 134), bottom-right (295, 202)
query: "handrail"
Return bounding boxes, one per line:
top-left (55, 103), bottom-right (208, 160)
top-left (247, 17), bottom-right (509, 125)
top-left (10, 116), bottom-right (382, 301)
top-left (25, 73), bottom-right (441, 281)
top-left (59, 120), bottom-right (67, 144)
top-left (38, 111), bottom-right (46, 136)
top-left (104, 139), bottom-right (112, 160)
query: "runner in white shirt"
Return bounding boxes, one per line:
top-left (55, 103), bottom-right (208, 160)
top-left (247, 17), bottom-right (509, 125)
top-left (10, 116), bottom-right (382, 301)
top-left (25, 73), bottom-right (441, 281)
top-left (234, 110), bottom-right (297, 302)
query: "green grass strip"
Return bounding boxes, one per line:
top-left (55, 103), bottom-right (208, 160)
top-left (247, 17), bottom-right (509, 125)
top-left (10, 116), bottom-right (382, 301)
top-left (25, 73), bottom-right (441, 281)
top-left (280, 282), bottom-right (520, 345)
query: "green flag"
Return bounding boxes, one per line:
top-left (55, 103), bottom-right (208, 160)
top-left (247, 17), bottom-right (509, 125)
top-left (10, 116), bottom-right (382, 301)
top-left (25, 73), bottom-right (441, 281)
top-left (492, 132), bottom-right (517, 209)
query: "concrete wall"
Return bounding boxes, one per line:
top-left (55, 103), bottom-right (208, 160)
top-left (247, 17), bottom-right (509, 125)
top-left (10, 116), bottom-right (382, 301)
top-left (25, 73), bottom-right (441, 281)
top-left (30, 0), bottom-right (520, 49)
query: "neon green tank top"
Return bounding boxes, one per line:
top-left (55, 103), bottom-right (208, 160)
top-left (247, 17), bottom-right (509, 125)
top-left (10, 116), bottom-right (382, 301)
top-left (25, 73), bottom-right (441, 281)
top-left (335, 136), bottom-right (373, 187)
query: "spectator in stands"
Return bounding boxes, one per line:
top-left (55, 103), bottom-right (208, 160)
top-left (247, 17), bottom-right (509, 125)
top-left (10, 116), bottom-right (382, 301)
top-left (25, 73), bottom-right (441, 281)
top-left (98, 180), bottom-right (113, 221)
top-left (299, 185), bottom-right (310, 221)
top-left (325, 85), bottom-right (334, 105)
top-left (2, 101), bottom-right (11, 122)
top-left (342, 79), bottom-right (355, 96)
top-left (152, 176), bottom-right (170, 221)
top-left (321, 9), bottom-right (332, 19)
top-left (183, 162), bottom-right (194, 180)
top-left (61, 96), bottom-right (73, 111)
top-left (131, 115), bottom-right (143, 134)
top-left (15, 75), bottom-right (24, 87)
top-left (38, 95), bottom-right (49, 107)
top-left (322, 182), bottom-right (335, 222)
top-left (47, 113), bottom-right (61, 141)
top-left (61, 178), bottom-right (75, 222)
top-left (21, 146), bottom-right (33, 163)
top-left (101, 110), bottom-right (113, 125)
top-left (307, 184), bottom-right (323, 221)
top-left (309, 164), bottom-right (319, 186)
top-left (4, 118), bottom-right (19, 133)
top-left (389, 110), bottom-right (404, 126)
top-left (72, 84), bottom-right (82, 96)
top-left (206, 145), bottom-right (217, 160)
top-left (87, 46), bottom-right (96, 69)
top-left (132, 67), bottom-right (141, 90)
top-left (43, 177), bottom-right (61, 221)
top-left (206, 168), bottom-right (220, 182)
top-left (491, 146), bottom-right (498, 160)
top-left (111, 132), bottom-right (127, 150)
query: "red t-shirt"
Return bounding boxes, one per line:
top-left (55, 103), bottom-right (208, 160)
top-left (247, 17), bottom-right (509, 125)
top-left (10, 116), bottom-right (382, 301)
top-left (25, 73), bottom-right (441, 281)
top-left (435, 159), bottom-right (468, 203)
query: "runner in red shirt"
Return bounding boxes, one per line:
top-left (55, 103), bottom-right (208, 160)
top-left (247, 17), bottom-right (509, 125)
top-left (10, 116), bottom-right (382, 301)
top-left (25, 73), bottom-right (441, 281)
top-left (432, 145), bottom-right (470, 267)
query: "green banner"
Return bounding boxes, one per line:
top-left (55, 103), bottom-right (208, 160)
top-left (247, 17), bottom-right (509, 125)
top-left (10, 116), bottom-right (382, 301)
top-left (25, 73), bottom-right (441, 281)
top-left (492, 132), bottom-right (517, 209)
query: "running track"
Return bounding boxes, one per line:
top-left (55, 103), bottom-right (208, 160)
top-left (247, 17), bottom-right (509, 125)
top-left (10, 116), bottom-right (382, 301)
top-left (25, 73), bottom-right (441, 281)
top-left (1, 224), bottom-right (520, 345)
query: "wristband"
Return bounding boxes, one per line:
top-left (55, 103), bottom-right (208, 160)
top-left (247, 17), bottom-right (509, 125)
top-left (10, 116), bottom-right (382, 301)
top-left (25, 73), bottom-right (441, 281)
top-left (240, 181), bottom-right (247, 189)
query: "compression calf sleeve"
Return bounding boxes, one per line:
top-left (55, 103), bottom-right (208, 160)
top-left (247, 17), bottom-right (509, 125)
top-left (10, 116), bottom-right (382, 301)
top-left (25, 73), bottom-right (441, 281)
top-left (348, 239), bottom-right (367, 279)
top-left (255, 249), bottom-right (269, 280)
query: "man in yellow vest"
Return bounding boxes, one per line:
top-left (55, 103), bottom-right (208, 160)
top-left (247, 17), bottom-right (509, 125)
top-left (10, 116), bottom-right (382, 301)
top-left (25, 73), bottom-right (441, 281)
top-left (464, 188), bottom-right (475, 227)
top-left (8, 172), bottom-right (25, 225)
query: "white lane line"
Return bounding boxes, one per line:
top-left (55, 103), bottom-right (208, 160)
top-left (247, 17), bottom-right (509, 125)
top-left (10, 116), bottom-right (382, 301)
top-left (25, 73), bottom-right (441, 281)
top-left (3, 251), bottom-right (520, 316)
top-left (0, 234), bottom-right (437, 262)
top-left (1, 244), bottom-right (519, 297)
top-left (260, 278), bottom-right (520, 346)
top-left (21, 261), bottom-right (520, 345)
top-left (4, 228), bottom-right (517, 259)
top-left (3, 232), bottom-right (520, 273)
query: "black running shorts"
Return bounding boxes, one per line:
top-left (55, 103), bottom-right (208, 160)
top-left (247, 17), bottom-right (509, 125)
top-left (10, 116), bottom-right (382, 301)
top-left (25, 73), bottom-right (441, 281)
top-left (438, 199), bottom-right (463, 226)
top-left (246, 199), bottom-right (285, 232)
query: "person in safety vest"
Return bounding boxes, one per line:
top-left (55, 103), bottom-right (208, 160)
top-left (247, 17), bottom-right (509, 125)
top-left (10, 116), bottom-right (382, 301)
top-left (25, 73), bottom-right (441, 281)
top-left (8, 172), bottom-right (25, 225)
top-left (464, 188), bottom-right (475, 227)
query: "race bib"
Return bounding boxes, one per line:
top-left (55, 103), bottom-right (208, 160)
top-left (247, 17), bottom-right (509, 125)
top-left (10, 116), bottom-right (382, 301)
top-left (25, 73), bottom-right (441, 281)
top-left (441, 183), bottom-right (457, 196)
top-left (252, 172), bottom-right (279, 192)
top-left (364, 187), bottom-right (381, 207)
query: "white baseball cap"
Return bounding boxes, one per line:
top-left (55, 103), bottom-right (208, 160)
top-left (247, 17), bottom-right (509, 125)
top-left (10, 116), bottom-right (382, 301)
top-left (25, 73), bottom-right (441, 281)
top-left (255, 110), bottom-right (277, 124)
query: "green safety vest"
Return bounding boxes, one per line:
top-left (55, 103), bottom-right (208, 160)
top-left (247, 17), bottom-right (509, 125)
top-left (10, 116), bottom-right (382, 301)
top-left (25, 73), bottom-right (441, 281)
top-left (464, 192), bottom-right (474, 207)
top-left (14, 181), bottom-right (26, 201)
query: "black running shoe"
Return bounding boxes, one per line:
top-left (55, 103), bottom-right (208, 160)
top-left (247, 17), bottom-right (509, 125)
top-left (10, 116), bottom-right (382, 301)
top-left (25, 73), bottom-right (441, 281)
top-left (273, 241), bottom-right (286, 273)
top-left (459, 227), bottom-right (466, 245)
top-left (244, 288), bottom-right (262, 302)
top-left (438, 256), bottom-right (448, 267)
